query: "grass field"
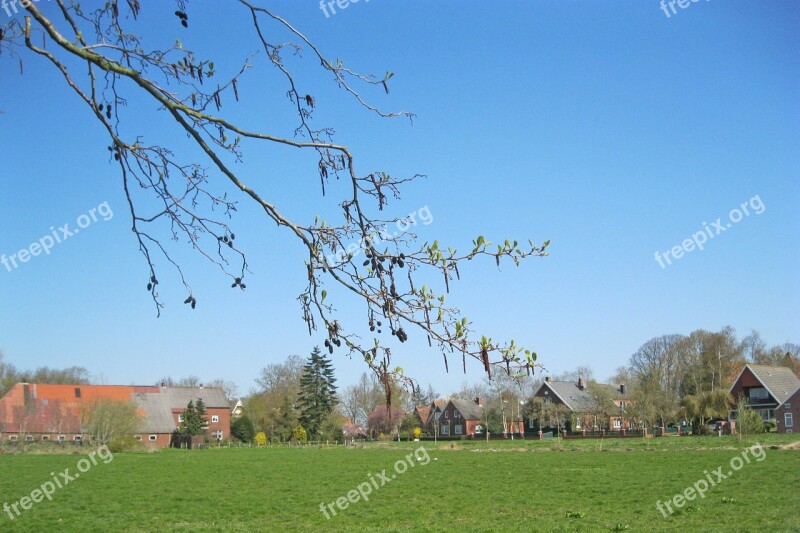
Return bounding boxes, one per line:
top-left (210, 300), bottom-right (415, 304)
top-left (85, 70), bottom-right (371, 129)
top-left (1, 434), bottom-right (798, 532)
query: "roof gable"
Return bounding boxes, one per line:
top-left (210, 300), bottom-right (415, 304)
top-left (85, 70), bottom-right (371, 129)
top-left (731, 365), bottom-right (800, 405)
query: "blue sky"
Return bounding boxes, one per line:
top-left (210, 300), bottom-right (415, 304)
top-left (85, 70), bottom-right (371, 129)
top-left (0, 1), bottom-right (797, 396)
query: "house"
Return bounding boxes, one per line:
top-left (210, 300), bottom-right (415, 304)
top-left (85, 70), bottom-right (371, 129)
top-left (729, 364), bottom-right (800, 433)
top-left (775, 388), bottom-right (799, 434)
top-left (412, 405), bottom-right (431, 429)
top-left (422, 400), bottom-right (447, 434)
top-left (434, 397), bottom-right (524, 438)
top-left (0, 383), bottom-right (231, 448)
top-left (531, 377), bottom-right (631, 432)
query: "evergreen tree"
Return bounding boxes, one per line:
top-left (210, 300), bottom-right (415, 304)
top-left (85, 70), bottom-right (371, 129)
top-left (411, 384), bottom-right (427, 407)
top-left (179, 399), bottom-right (208, 437)
top-left (297, 346), bottom-right (338, 438)
top-left (231, 416), bottom-right (256, 443)
top-left (179, 400), bottom-right (197, 436)
top-left (195, 398), bottom-right (208, 435)
top-left (274, 396), bottom-right (298, 442)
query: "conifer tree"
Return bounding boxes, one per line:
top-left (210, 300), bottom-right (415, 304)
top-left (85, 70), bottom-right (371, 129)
top-left (297, 347), bottom-right (338, 438)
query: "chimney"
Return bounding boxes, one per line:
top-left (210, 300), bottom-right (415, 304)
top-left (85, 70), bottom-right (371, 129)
top-left (545, 376), bottom-right (551, 383)
top-left (578, 377), bottom-right (584, 390)
top-left (620, 384), bottom-right (626, 395)
top-left (475, 397), bottom-right (483, 406)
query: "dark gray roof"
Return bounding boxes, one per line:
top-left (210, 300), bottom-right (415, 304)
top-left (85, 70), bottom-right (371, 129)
top-left (132, 387), bottom-right (229, 434)
top-left (449, 399), bottom-right (483, 420)
top-left (740, 365), bottom-right (800, 405)
top-left (537, 381), bottom-right (624, 413)
top-left (158, 387), bottom-right (229, 408)
top-left (133, 392), bottom-right (176, 433)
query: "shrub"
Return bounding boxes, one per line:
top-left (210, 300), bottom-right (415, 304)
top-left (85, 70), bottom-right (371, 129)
top-left (291, 426), bottom-right (308, 442)
top-left (108, 436), bottom-right (145, 453)
top-left (762, 419), bottom-right (776, 433)
top-left (736, 399), bottom-right (764, 439)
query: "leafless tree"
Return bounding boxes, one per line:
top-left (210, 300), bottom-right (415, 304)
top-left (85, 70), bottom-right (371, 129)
top-left (1, 2), bottom-right (548, 404)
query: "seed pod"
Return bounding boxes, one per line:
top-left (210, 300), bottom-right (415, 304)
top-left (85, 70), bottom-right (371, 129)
top-left (147, 283), bottom-right (152, 291)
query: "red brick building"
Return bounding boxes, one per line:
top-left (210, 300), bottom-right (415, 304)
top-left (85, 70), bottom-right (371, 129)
top-left (0, 383), bottom-right (231, 448)
top-left (729, 364), bottom-right (800, 433)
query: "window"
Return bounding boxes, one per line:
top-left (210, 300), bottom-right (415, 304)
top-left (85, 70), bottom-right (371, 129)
top-left (434, 412), bottom-right (441, 420)
top-left (42, 435), bottom-right (50, 441)
top-left (25, 435), bottom-right (34, 442)
top-left (134, 435), bottom-right (142, 441)
top-left (74, 387), bottom-right (82, 398)
top-left (444, 411), bottom-right (449, 419)
top-left (785, 403), bottom-right (792, 409)
top-left (9, 435), bottom-right (18, 441)
top-left (440, 425), bottom-right (449, 436)
top-left (454, 424), bottom-right (463, 435)
top-left (214, 430), bottom-right (223, 440)
top-left (785, 413), bottom-right (794, 429)
top-left (528, 418), bottom-right (536, 429)
top-left (749, 388), bottom-right (769, 402)
top-left (73, 435), bottom-right (82, 441)
top-left (211, 415), bottom-right (219, 423)
top-left (613, 419), bottom-right (622, 428)
top-left (149, 435), bottom-right (157, 441)
top-left (454, 411), bottom-right (461, 420)
top-left (178, 414), bottom-right (184, 423)
top-left (758, 409), bottom-right (774, 422)
top-left (57, 435), bottom-right (66, 441)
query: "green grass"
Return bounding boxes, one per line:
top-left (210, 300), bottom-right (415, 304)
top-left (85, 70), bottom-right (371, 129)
top-left (0, 435), bottom-right (798, 532)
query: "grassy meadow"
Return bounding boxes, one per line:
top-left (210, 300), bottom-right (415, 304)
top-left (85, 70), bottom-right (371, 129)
top-left (0, 434), bottom-right (798, 532)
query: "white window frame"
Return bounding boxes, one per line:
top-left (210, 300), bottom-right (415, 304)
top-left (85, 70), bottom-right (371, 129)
top-left (211, 415), bottom-right (219, 423)
top-left (785, 402), bottom-right (792, 409)
top-left (454, 424), bottom-right (463, 435)
top-left (134, 435), bottom-right (142, 441)
top-left (613, 419), bottom-right (622, 428)
top-left (25, 435), bottom-right (34, 441)
top-left (785, 413), bottom-right (794, 428)
top-left (440, 425), bottom-right (449, 436)
top-left (42, 435), bottom-right (50, 441)
top-left (178, 414), bottom-right (184, 423)
top-left (57, 435), bottom-right (66, 441)
top-left (9, 435), bottom-right (18, 441)
top-left (444, 411), bottom-right (449, 419)
top-left (73, 435), bottom-right (82, 441)
top-left (148, 435), bottom-right (157, 441)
